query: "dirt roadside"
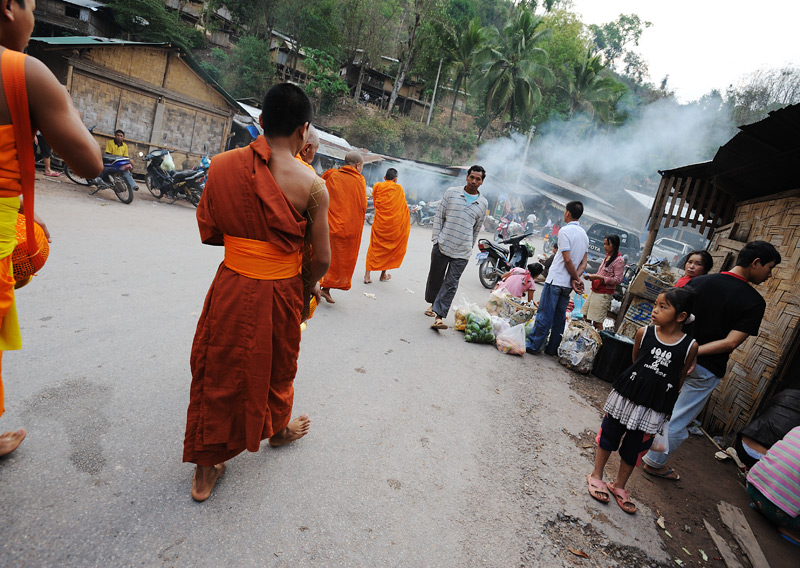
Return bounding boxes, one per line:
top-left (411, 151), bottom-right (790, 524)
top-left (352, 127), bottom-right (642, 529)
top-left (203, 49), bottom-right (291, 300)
top-left (567, 369), bottom-right (796, 568)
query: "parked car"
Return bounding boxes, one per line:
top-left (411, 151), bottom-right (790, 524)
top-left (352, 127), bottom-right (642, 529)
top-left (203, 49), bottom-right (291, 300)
top-left (585, 222), bottom-right (642, 273)
top-left (650, 237), bottom-right (693, 266)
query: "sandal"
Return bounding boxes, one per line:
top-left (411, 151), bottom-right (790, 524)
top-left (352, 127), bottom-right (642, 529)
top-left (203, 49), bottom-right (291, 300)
top-left (587, 475), bottom-right (610, 504)
top-left (643, 466), bottom-right (680, 481)
top-left (607, 481), bottom-right (636, 514)
top-left (431, 319), bottom-right (448, 330)
top-left (424, 306), bottom-right (436, 317)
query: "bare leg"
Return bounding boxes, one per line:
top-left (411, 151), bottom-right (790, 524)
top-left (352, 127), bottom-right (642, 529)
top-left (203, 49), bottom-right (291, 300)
top-left (269, 414), bottom-right (311, 447)
top-left (43, 156), bottom-right (52, 174)
top-left (191, 463), bottom-right (226, 502)
top-left (591, 446), bottom-right (612, 481)
top-left (363, 271), bottom-right (372, 284)
top-left (0, 429), bottom-right (26, 457)
top-left (379, 271), bottom-right (391, 281)
top-left (613, 459), bottom-right (636, 490)
top-left (320, 287), bottom-right (335, 304)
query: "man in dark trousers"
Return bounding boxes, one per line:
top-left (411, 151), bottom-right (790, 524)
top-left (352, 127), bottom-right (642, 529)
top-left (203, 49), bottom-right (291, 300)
top-left (642, 240), bottom-right (781, 480)
top-left (425, 165), bottom-right (488, 330)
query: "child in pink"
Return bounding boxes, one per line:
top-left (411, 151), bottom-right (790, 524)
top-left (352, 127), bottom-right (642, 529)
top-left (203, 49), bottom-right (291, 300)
top-left (495, 263), bottom-right (542, 302)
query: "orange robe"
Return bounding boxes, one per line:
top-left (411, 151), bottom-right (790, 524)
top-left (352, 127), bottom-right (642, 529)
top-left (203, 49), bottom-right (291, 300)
top-left (184, 137), bottom-right (308, 466)
top-left (366, 180), bottom-right (410, 271)
top-left (295, 154), bottom-right (315, 172)
top-left (319, 165), bottom-right (367, 290)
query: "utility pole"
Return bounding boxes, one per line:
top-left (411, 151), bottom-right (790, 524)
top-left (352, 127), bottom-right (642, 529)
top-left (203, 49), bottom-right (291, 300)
top-left (426, 58), bottom-right (443, 126)
top-left (515, 125), bottom-right (536, 192)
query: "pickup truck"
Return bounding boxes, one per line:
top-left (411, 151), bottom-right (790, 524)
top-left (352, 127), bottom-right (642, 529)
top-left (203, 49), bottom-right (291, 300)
top-left (585, 222), bottom-right (642, 273)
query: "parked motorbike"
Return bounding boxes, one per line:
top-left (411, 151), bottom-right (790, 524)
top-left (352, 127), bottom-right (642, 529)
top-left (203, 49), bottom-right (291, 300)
top-left (65, 153), bottom-right (136, 204)
top-left (476, 232), bottom-right (534, 289)
top-left (142, 149), bottom-right (204, 207)
top-left (542, 232), bottom-right (558, 254)
top-left (494, 217), bottom-right (524, 242)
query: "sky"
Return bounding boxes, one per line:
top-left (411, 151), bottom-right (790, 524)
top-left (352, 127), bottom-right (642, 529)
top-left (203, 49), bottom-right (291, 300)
top-left (567, 0), bottom-right (800, 102)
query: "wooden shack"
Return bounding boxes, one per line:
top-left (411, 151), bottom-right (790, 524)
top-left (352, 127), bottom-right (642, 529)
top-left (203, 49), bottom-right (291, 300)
top-left (28, 37), bottom-right (245, 174)
top-left (621, 103), bottom-right (800, 439)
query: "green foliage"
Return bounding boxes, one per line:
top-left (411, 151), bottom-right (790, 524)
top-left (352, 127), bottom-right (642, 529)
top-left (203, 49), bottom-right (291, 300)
top-left (588, 14), bottom-right (651, 69)
top-left (215, 36), bottom-right (275, 100)
top-left (303, 48), bottom-right (351, 114)
top-left (107, 0), bottom-right (205, 51)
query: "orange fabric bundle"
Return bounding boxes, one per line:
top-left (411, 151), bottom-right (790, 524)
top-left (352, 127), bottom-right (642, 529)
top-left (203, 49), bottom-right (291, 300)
top-left (223, 235), bottom-right (301, 280)
top-left (12, 214), bottom-right (49, 287)
top-left (319, 165), bottom-right (367, 290)
top-left (366, 180), bottom-right (410, 271)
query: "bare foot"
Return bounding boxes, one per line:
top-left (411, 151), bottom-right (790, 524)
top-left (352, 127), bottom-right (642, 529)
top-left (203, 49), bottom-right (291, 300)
top-left (379, 272), bottom-right (391, 281)
top-left (269, 414), bottom-right (311, 447)
top-left (191, 463), bottom-right (225, 502)
top-left (320, 288), bottom-right (335, 304)
top-left (363, 272), bottom-right (372, 284)
top-left (0, 429), bottom-right (26, 457)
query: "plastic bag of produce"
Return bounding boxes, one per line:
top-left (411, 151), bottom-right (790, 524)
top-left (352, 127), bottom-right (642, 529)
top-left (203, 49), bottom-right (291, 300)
top-left (464, 306), bottom-right (496, 344)
top-left (495, 324), bottom-right (526, 355)
top-left (484, 289), bottom-right (510, 316)
top-left (557, 320), bottom-right (602, 374)
top-left (453, 294), bottom-right (477, 332)
top-left (490, 315), bottom-right (511, 336)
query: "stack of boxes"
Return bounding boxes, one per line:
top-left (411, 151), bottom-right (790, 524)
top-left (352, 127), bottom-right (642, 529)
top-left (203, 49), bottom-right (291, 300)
top-left (619, 269), bottom-right (675, 338)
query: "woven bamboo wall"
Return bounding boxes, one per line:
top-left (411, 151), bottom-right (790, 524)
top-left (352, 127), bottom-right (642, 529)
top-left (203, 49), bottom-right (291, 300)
top-left (703, 195), bottom-right (800, 438)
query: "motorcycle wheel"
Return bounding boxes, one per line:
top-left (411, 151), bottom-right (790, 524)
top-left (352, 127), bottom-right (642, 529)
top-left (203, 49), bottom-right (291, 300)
top-left (185, 182), bottom-right (203, 207)
top-left (543, 239), bottom-right (553, 254)
top-left (478, 257), bottom-right (501, 289)
top-left (146, 173), bottom-right (163, 199)
top-left (63, 165), bottom-right (92, 186)
top-left (112, 175), bottom-right (134, 204)
top-left (365, 212), bottom-right (374, 225)
top-left (409, 210), bottom-right (417, 226)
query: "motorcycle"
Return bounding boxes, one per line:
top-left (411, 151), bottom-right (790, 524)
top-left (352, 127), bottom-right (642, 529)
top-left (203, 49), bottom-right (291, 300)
top-left (542, 232), bottom-right (558, 254)
top-left (494, 217), bottom-right (524, 243)
top-left (476, 232), bottom-right (535, 289)
top-left (142, 149), bottom-right (205, 207)
top-left (412, 200), bottom-right (437, 226)
top-left (65, 153), bottom-right (136, 204)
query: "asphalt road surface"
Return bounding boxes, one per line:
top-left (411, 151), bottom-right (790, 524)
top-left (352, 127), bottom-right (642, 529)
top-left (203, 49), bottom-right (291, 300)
top-left (0, 178), bottom-right (671, 567)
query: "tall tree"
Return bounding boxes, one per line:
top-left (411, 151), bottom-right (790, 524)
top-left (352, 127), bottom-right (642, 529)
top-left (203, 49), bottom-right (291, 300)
top-left (446, 19), bottom-right (487, 127)
top-left (480, 4), bottom-right (553, 136)
top-left (563, 50), bottom-right (624, 121)
top-left (588, 13), bottom-right (651, 69)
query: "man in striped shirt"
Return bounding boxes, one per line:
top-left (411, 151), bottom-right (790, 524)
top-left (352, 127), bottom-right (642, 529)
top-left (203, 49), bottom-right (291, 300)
top-left (425, 166), bottom-right (488, 329)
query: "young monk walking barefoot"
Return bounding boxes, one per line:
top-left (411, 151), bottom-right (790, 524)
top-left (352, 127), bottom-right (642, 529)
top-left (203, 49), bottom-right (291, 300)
top-left (183, 84), bottom-right (330, 502)
top-left (364, 168), bottom-right (410, 285)
top-left (0, 0), bottom-right (102, 455)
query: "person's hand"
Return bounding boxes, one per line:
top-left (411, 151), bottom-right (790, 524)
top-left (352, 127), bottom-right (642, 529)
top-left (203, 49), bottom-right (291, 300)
top-left (686, 352), bottom-right (697, 375)
top-left (311, 282), bottom-right (321, 303)
top-left (572, 279), bottom-right (584, 294)
top-left (33, 212), bottom-right (52, 243)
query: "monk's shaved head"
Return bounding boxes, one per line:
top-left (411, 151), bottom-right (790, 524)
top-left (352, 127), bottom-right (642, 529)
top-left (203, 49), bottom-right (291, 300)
top-left (306, 125), bottom-right (320, 149)
top-left (344, 151), bottom-right (363, 166)
top-left (260, 83), bottom-right (313, 138)
top-left (385, 168), bottom-right (398, 180)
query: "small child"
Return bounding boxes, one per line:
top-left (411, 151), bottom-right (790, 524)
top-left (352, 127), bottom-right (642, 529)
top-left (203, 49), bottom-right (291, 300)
top-left (495, 263), bottom-right (543, 302)
top-left (587, 288), bottom-right (698, 514)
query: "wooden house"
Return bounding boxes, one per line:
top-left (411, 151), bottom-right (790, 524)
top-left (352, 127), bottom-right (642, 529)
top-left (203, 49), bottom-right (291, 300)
top-left (28, 37), bottom-right (245, 174)
top-left (622, 103), bottom-right (800, 439)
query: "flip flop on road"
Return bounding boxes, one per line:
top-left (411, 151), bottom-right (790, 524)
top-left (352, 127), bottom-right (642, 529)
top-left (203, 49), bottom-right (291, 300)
top-left (431, 319), bottom-right (448, 330)
top-left (424, 306), bottom-right (436, 317)
top-left (607, 481), bottom-right (636, 514)
top-left (643, 466), bottom-right (680, 481)
top-left (587, 475), bottom-right (610, 504)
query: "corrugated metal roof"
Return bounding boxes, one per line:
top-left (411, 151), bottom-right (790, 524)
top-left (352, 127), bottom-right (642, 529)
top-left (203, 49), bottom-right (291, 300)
top-left (64, 0), bottom-right (106, 10)
top-left (31, 36), bottom-right (167, 47)
top-left (661, 103), bottom-right (800, 200)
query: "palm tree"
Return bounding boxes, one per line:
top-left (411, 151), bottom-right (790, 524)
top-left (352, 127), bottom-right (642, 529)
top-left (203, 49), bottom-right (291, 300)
top-left (563, 50), bottom-right (624, 121)
top-left (480, 5), bottom-right (554, 135)
top-left (446, 19), bottom-right (487, 128)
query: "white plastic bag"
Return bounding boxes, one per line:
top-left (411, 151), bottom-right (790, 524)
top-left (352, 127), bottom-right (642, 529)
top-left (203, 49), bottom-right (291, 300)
top-left (557, 320), bottom-right (602, 374)
top-left (651, 420), bottom-right (670, 453)
top-left (496, 324), bottom-right (526, 355)
top-left (490, 315), bottom-right (511, 336)
top-left (162, 151), bottom-right (176, 171)
top-left (485, 289), bottom-right (510, 316)
top-left (453, 294), bottom-right (477, 332)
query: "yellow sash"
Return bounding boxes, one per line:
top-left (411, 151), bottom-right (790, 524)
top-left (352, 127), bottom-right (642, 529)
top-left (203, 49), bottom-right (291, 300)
top-left (223, 235), bottom-right (301, 280)
top-left (0, 197), bottom-right (21, 351)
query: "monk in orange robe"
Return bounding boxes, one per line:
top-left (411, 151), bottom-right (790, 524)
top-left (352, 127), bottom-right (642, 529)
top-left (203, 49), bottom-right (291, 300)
top-left (0, 3), bottom-right (102, 457)
top-left (184, 84), bottom-right (331, 502)
top-left (364, 168), bottom-right (410, 283)
top-left (319, 151), bottom-right (367, 303)
top-left (295, 124), bottom-right (319, 172)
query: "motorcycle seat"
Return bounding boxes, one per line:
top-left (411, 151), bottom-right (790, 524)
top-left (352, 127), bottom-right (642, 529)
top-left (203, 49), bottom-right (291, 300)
top-left (170, 169), bottom-right (203, 182)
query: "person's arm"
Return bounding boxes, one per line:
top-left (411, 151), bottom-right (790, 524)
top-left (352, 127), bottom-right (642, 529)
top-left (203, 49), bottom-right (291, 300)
top-left (679, 342), bottom-right (700, 389)
top-left (307, 181), bottom-right (331, 286)
top-left (473, 209), bottom-right (486, 246)
top-left (697, 329), bottom-right (750, 357)
top-left (604, 255), bottom-right (624, 286)
top-left (432, 193), bottom-right (446, 242)
top-left (103, 139), bottom-right (114, 154)
top-left (27, 58), bottom-right (102, 179)
top-left (632, 326), bottom-right (645, 362)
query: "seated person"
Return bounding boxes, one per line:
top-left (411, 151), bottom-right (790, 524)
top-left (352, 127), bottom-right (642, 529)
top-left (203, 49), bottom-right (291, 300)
top-left (747, 425), bottom-right (800, 546)
top-left (735, 389), bottom-right (800, 468)
top-left (495, 263), bottom-right (543, 302)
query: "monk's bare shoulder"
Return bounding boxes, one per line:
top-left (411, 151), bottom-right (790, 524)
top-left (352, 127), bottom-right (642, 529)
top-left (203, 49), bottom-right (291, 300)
top-left (270, 154), bottom-right (322, 212)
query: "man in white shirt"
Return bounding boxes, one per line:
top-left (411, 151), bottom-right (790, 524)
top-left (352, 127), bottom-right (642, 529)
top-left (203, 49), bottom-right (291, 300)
top-left (526, 201), bottom-right (588, 355)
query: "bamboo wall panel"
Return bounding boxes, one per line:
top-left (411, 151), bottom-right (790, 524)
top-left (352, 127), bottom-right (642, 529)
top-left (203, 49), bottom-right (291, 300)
top-left (703, 195), bottom-right (800, 438)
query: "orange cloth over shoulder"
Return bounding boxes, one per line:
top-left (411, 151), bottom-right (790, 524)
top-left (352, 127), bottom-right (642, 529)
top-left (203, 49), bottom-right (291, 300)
top-left (184, 137), bottom-right (308, 467)
top-left (295, 154), bottom-right (315, 172)
top-left (319, 165), bottom-right (366, 290)
top-left (366, 180), bottom-right (410, 271)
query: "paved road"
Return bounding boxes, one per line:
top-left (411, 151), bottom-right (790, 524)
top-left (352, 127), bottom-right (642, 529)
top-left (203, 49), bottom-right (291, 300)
top-left (0, 179), bottom-right (669, 567)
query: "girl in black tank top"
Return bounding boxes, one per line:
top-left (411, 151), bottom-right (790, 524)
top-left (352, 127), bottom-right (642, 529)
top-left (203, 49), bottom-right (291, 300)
top-left (587, 289), bottom-right (698, 514)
